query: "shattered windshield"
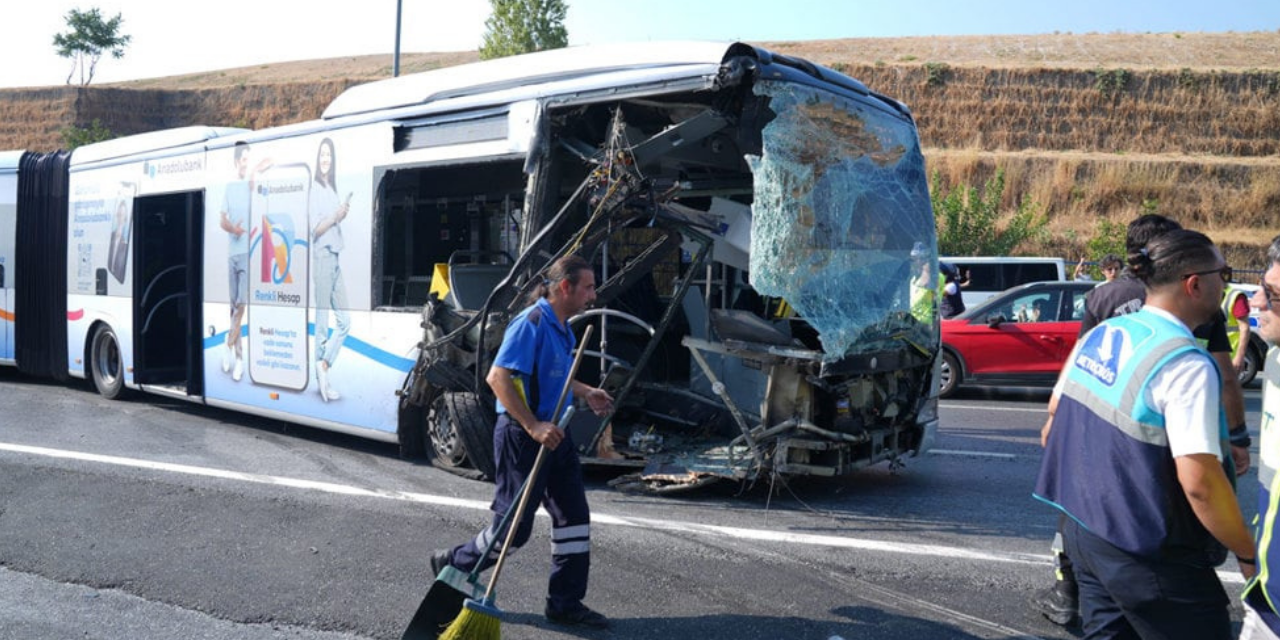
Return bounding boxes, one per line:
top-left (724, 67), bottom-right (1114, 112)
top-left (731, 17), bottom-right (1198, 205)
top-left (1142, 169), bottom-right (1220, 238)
top-left (747, 81), bottom-right (937, 360)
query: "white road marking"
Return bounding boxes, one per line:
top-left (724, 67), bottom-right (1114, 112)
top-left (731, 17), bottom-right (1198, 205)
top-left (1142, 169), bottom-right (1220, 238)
top-left (928, 449), bottom-right (1018, 459)
top-left (942, 403), bottom-right (1047, 413)
top-left (0, 440), bottom-right (1245, 585)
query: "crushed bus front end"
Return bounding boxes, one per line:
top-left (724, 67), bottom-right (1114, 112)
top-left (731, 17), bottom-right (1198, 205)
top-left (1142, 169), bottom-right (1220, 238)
top-left (401, 43), bottom-right (940, 492)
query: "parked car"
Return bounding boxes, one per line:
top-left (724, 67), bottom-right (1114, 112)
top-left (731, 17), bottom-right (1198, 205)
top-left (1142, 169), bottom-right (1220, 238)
top-left (940, 256), bottom-right (1067, 307)
top-left (939, 281), bottom-right (1094, 397)
top-left (939, 280), bottom-right (1267, 397)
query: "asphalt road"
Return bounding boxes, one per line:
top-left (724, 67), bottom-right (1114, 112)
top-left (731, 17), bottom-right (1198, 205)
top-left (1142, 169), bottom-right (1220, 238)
top-left (0, 369), bottom-right (1265, 640)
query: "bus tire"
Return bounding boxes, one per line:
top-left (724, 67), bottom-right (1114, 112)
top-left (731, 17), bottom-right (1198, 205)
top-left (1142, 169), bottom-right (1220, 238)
top-left (429, 392), bottom-right (496, 479)
top-left (90, 325), bottom-right (127, 400)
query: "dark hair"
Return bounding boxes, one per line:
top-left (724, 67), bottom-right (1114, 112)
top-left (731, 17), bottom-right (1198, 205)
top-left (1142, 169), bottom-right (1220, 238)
top-left (1269, 233), bottom-right (1280, 267)
top-left (1100, 254), bottom-right (1123, 269)
top-left (314, 138), bottom-right (336, 190)
top-left (1125, 214), bottom-right (1181, 256)
top-left (1128, 229), bottom-right (1218, 287)
top-left (233, 141), bottom-right (250, 162)
top-left (530, 254), bottom-right (592, 302)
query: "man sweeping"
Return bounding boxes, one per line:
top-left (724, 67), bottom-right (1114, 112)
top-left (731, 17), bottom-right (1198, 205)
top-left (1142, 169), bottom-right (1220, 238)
top-left (433, 254), bottom-right (614, 630)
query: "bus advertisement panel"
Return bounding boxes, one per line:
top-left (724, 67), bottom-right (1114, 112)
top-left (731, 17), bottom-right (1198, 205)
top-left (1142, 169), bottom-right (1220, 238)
top-left (0, 167), bottom-right (15, 362)
top-left (250, 163), bottom-right (311, 390)
top-left (68, 179), bottom-right (136, 297)
top-left (202, 129), bottom-right (403, 435)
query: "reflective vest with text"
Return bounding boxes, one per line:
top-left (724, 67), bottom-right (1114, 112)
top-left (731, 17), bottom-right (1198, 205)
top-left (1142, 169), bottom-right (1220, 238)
top-left (1034, 309), bottom-right (1229, 566)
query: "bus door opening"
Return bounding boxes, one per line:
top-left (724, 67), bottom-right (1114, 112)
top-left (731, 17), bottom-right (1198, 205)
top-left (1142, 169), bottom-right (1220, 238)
top-left (132, 191), bottom-right (203, 393)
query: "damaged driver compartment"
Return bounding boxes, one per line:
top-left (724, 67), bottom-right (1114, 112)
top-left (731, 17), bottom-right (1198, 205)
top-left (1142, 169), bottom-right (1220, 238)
top-left (394, 42), bottom-right (940, 494)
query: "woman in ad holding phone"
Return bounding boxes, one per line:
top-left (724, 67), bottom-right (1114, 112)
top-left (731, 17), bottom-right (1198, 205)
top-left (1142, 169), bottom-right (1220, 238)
top-left (309, 137), bottom-right (351, 402)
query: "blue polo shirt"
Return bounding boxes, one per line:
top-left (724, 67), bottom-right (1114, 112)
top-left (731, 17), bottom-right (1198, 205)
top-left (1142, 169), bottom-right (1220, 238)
top-left (493, 297), bottom-right (576, 422)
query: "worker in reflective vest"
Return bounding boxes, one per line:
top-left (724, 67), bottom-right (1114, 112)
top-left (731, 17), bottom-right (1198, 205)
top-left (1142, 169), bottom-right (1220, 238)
top-left (1224, 286), bottom-right (1254, 374)
top-left (1035, 229), bottom-right (1255, 639)
top-left (909, 242), bottom-right (943, 323)
top-left (1239, 235), bottom-right (1280, 640)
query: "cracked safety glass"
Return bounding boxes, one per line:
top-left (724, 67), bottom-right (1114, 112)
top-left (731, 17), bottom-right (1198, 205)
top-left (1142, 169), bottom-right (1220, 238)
top-left (747, 81), bottom-right (937, 360)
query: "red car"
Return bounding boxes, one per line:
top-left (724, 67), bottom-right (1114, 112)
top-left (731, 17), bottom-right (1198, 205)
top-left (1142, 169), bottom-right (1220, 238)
top-left (939, 281), bottom-right (1096, 397)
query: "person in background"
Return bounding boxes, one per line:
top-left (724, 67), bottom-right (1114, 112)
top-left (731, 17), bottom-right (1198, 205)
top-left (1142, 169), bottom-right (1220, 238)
top-left (1225, 285), bottom-right (1254, 376)
top-left (1073, 259), bottom-right (1094, 282)
top-left (1029, 298), bottom-right (1046, 323)
top-left (1031, 214), bottom-right (1252, 627)
top-left (909, 241), bottom-right (941, 323)
top-left (1097, 254), bottom-right (1122, 285)
top-left (1239, 234), bottom-right (1280, 640)
top-left (1035, 229), bottom-right (1255, 639)
top-left (1074, 254), bottom-right (1123, 284)
top-left (939, 262), bottom-right (969, 319)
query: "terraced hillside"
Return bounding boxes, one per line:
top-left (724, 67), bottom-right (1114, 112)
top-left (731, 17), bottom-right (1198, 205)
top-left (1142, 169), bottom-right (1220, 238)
top-left (2, 33), bottom-right (1277, 264)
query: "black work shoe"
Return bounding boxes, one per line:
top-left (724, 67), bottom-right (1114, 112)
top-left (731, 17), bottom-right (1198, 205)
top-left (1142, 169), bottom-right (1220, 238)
top-left (546, 603), bottom-right (611, 629)
top-left (1030, 582), bottom-right (1079, 626)
top-left (430, 549), bottom-right (453, 576)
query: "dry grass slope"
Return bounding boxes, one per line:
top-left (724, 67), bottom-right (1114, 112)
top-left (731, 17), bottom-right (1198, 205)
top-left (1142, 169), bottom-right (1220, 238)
top-left (2, 34), bottom-right (1277, 265)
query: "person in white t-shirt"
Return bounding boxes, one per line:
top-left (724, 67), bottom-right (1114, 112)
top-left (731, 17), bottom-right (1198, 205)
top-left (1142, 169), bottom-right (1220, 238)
top-left (1035, 229), bottom-right (1254, 639)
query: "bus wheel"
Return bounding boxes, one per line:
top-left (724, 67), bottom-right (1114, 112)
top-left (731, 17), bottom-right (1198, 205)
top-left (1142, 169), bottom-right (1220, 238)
top-left (90, 326), bottom-right (127, 400)
top-left (428, 392), bottom-right (496, 479)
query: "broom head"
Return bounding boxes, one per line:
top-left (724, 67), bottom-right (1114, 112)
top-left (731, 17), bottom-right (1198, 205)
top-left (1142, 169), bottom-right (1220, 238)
top-left (437, 596), bottom-right (502, 640)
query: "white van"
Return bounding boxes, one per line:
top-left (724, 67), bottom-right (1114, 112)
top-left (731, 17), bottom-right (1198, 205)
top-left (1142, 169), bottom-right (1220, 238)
top-left (941, 257), bottom-right (1066, 307)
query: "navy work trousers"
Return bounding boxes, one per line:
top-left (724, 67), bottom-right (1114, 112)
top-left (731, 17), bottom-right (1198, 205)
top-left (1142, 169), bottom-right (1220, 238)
top-left (447, 414), bottom-right (592, 613)
top-left (1062, 517), bottom-right (1230, 640)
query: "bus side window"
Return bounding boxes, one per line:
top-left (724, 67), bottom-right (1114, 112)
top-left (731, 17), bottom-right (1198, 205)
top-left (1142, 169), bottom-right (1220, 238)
top-left (375, 160), bottom-right (526, 308)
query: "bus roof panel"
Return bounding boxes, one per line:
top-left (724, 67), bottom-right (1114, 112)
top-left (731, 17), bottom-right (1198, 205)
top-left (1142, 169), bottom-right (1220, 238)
top-left (71, 125), bottom-right (250, 166)
top-left (323, 41), bottom-right (735, 120)
top-left (0, 150), bottom-right (24, 172)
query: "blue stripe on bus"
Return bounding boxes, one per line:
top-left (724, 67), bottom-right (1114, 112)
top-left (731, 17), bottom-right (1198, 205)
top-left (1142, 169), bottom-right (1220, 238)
top-left (202, 324), bottom-right (415, 373)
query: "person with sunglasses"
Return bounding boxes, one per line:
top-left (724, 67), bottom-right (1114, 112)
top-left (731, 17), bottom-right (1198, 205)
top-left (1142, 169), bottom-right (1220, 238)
top-left (1035, 229), bottom-right (1255, 639)
top-left (1238, 234), bottom-right (1280, 640)
top-left (1032, 215), bottom-right (1252, 627)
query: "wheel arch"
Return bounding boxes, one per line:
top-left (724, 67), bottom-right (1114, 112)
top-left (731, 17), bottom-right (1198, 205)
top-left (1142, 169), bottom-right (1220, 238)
top-left (941, 343), bottom-right (968, 380)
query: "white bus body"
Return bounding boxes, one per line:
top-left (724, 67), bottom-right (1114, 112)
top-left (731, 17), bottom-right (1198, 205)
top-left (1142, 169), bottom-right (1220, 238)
top-left (2, 42), bottom-right (940, 491)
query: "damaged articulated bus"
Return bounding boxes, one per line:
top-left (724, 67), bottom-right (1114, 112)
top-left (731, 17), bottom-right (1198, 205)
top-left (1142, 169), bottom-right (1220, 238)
top-left (0, 42), bottom-right (939, 495)
top-left (399, 41), bottom-right (941, 492)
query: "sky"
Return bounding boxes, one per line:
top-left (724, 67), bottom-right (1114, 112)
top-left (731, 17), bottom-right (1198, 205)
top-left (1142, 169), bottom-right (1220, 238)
top-left (2, 0), bottom-right (1278, 88)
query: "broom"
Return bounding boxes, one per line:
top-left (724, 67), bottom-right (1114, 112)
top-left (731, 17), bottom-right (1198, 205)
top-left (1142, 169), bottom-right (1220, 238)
top-left (400, 470), bottom-right (533, 640)
top-left (439, 325), bottom-right (594, 640)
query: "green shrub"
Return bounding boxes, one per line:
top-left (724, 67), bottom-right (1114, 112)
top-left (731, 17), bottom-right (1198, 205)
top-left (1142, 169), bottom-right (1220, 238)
top-left (60, 119), bottom-right (114, 149)
top-left (1094, 68), bottom-right (1130, 97)
top-left (930, 168), bottom-right (1047, 256)
top-left (923, 62), bottom-right (951, 88)
top-left (1177, 68), bottom-right (1201, 91)
top-left (1082, 219), bottom-right (1127, 278)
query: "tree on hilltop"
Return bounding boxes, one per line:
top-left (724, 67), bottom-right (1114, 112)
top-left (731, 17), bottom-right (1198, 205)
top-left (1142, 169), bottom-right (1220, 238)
top-left (53, 7), bottom-right (132, 86)
top-left (480, 0), bottom-right (568, 60)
